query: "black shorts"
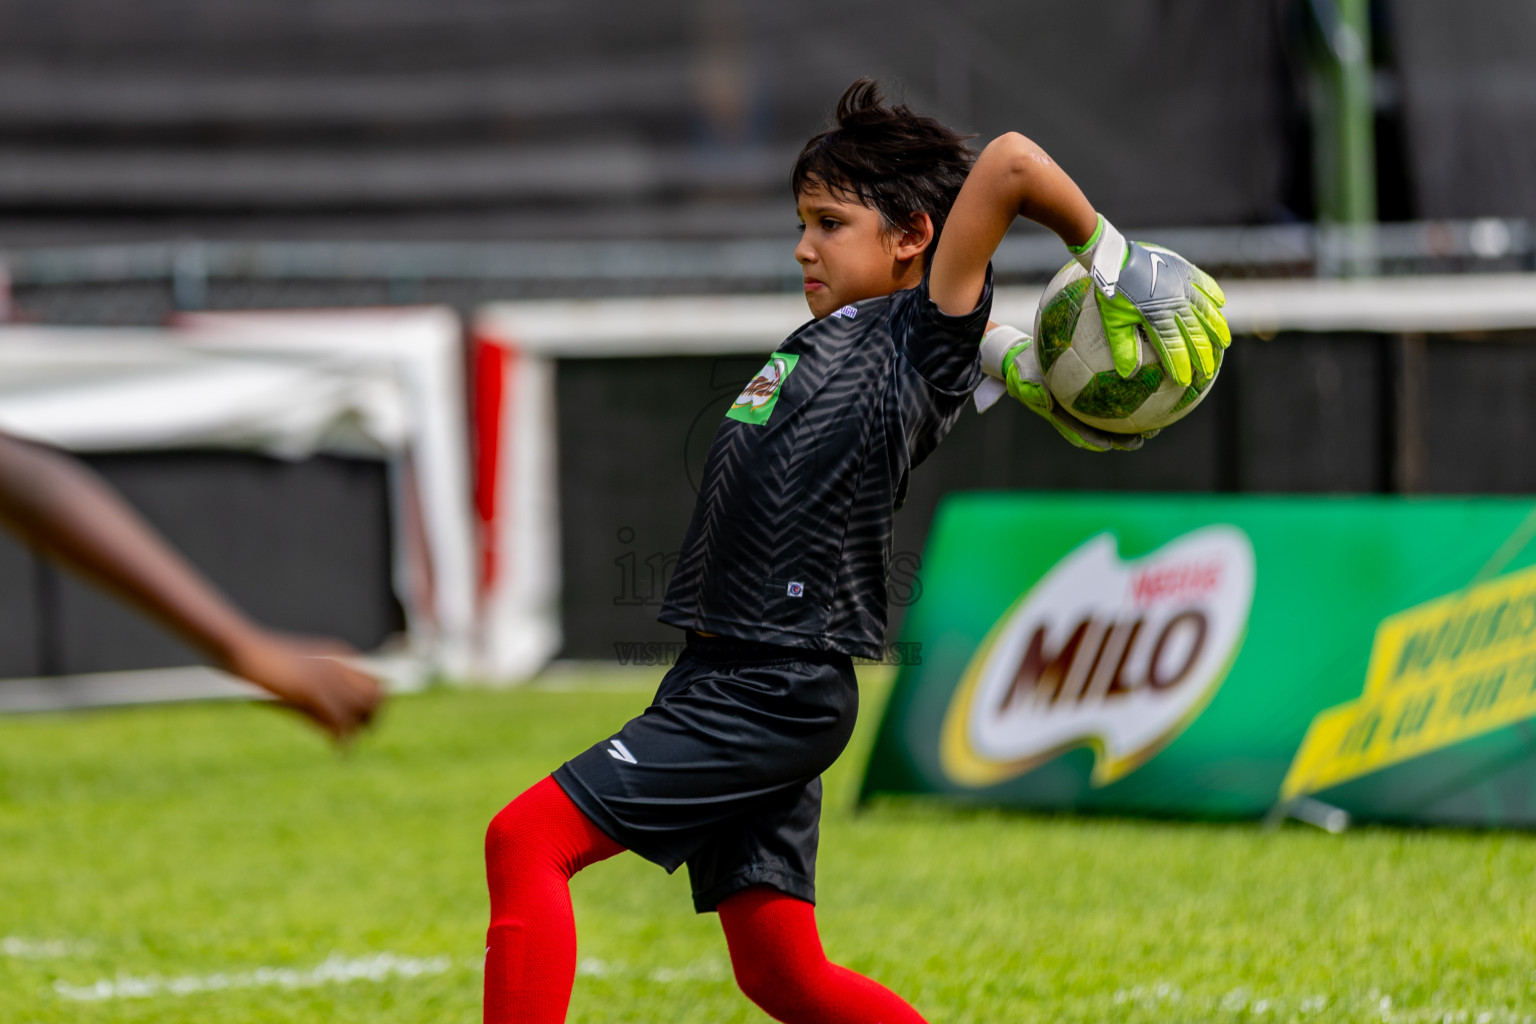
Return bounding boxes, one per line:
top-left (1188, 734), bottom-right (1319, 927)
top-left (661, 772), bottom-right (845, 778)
top-left (553, 633), bottom-right (859, 913)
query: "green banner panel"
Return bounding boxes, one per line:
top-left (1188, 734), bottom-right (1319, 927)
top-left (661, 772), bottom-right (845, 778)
top-left (861, 493), bottom-right (1536, 826)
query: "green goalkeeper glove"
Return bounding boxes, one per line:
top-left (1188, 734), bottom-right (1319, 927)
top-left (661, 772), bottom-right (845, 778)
top-left (973, 325), bottom-right (1147, 452)
top-left (1071, 214), bottom-right (1230, 387)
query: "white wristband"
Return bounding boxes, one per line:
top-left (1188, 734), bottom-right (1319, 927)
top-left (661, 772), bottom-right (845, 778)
top-left (1072, 216), bottom-right (1128, 298)
top-left (974, 324), bottom-right (1028, 415)
top-left (979, 324), bottom-right (1028, 379)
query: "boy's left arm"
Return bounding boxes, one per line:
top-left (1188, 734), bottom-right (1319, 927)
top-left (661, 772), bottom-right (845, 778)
top-left (976, 321), bottom-right (1147, 452)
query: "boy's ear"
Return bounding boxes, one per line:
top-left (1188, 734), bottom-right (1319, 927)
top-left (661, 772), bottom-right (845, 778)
top-left (892, 212), bottom-right (935, 263)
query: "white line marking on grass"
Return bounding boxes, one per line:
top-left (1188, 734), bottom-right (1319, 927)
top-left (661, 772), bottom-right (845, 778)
top-left (53, 952), bottom-right (453, 1002)
top-left (647, 957), bottom-right (726, 983)
top-left (575, 956), bottom-right (726, 984)
top-left (2, 937), bottom-right (94, 959)
top-left (1113, 982), bottom-right (1183, 1008)
top-left (53, 951), bottom-right (725, 1003)
top-left (1110, 984), bottom-right (1534, 1024)
top-left (576, 957), bottom-right (614, 978)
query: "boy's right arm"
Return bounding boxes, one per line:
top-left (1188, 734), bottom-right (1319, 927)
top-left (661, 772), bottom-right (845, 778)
top-left (931, 132), bottom-right (1229, 402)
top-left (928, 132), bottom-right (1098, 319)
top-left (929, 133), bottom-right (1137, 449)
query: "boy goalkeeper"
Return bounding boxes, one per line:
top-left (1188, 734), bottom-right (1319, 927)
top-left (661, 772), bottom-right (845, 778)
top-left (483, 79), bottom-right (1228, 1023)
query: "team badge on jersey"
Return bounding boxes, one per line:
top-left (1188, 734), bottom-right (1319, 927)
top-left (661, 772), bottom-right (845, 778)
top-left (727, 352), bottom-right (799, 425)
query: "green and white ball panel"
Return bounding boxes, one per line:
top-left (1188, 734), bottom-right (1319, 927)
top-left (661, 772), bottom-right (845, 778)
top-left (1032, 261), bottom-right (1091, 375)
top-left (1034, 260), bottom-right (1220, 434)
top-left (1043, 340), bottom-right (1097, 400)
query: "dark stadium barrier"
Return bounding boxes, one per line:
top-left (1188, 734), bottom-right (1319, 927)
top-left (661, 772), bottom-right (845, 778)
top-left (4, 278), bottom-right (1536, 679)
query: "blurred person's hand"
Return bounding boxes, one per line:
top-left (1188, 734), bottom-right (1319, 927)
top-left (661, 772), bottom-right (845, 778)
top-left (225, 631), bottom-right (383, 742)
top-left (0, 431), bottom-right (387, 744)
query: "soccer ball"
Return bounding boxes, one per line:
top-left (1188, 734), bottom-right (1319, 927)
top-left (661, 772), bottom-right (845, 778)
top-left (1033, 259), bottom-right (1221, 434)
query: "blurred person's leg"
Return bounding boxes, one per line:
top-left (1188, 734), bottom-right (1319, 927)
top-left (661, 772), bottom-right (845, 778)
top-left (719, 885), bottom-right (927, 1024)
top-left (483, 775), bottom-right (624, 1023)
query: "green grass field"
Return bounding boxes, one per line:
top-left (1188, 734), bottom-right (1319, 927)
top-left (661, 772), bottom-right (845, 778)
top-left (3, 667), bottom-right (1535, 1023)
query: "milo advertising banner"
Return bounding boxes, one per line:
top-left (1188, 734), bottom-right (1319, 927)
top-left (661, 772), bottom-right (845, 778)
top-left (861, 494), bottom-right (1536, 826)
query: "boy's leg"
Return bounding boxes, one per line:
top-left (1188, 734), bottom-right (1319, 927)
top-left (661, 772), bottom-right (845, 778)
top-left (484, 776), bottom-right (625, 1024)
top-left (718, 885), bottom-right (927, 1024)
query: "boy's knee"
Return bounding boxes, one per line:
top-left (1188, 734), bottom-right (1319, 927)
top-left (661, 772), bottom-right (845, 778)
top-left (485, 776), bottom-right (621, 881)
top-left (486, 780), bottom-right (559, 868)
top-left (733, 958), bottom-right (789, 1014)
top-left (731, 949), bottom-right (824, 1017)
top-left (484, 799), bottom-right (530, 865)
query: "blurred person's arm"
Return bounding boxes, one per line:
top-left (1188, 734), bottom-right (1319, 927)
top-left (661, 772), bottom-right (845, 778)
top-left (0, 432), bottom-right (382, 740)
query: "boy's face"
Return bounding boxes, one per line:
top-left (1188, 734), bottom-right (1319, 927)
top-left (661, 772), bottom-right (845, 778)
top-left (795, 186), bottom-right (924, 319)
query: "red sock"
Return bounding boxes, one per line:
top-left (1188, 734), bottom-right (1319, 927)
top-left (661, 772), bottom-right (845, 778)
top-left (718, 886), bottom-right (927, 1024)
top-left (483, 776), bottom-right (624, 1024)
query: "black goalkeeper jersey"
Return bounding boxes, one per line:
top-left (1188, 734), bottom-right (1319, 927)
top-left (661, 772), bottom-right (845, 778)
top-left (658, 270), bottom-right (992, 660)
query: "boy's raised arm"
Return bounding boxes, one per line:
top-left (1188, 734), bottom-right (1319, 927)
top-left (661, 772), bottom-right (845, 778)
top-left (930, 128), bottom-right (1230, 460)
top-left (927, 133), bottom-right (1143, 452)
top-left (928, 132), bottom-right (1097, 318)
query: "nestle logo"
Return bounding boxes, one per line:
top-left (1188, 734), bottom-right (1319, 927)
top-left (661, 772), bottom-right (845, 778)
top-left (1131, 562), bottom-right (1222, 606)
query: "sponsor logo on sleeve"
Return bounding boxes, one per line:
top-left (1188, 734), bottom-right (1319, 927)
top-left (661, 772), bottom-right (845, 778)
top-left (726, 352), bottom-right (800, 426)
top-left (939, 527), bottom-right (1255, 787)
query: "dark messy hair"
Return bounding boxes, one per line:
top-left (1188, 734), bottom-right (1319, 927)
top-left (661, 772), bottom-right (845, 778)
top-left (791, 78), bottom-right (975, 260)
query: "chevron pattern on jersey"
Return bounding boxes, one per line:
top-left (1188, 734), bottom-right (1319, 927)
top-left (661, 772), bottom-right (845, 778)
top-left (660, 274), bottom-right (991, 660)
